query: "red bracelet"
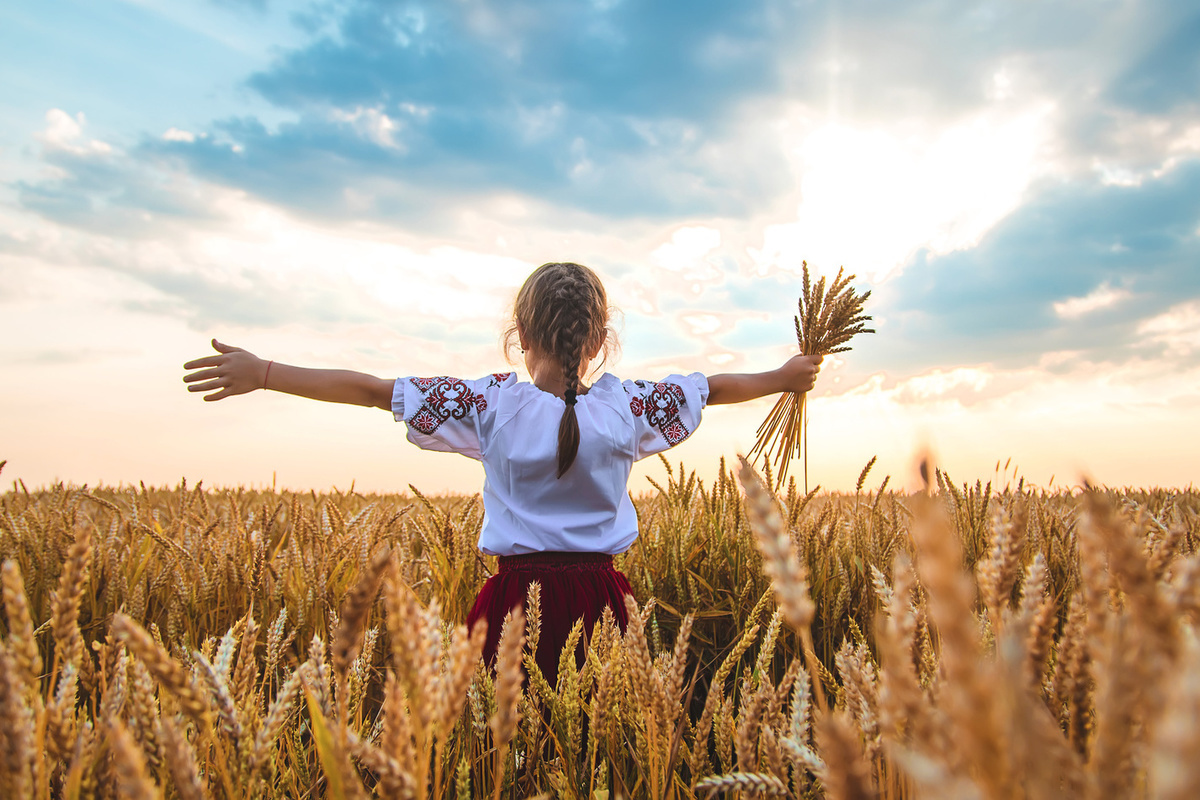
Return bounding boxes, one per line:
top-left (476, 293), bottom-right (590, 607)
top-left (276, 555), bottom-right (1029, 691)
top-left (263, 360), bottom-right (274, 390)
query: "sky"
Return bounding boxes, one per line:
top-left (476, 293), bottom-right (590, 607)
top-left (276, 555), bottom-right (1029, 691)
top-left (2, 0), bottom-right (1198, 496)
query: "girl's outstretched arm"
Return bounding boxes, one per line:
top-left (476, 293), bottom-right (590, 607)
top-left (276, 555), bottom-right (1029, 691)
top-left (183, 339), bottom-right (393, 410)
top-left (707, 354), bottom-right (823, 405)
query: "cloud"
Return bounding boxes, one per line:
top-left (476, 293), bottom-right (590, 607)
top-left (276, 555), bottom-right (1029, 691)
top-left (1138, 300), bottom-right (1200, 356)
top-left (117, 0), bottom-right (812, 221)
top-left (163, 128), bottom-right (197, 143)
top-left (16, 110), bottom-right (220, 235)
top-left (23, 0), bottom-right (1193, 249)
top-left (11, 2), bottom-right (1200, 390)
top-left (1053, 282), bottom-right (1131, 319)
top-left (870, 157), bottom-right (1200, 371)
top-left (329, 106), bottom-right (407, 150)
top-left (36, 110), bottom-right (113, 156)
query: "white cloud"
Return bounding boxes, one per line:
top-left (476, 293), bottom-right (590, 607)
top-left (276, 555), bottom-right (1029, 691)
top-left (37, 109), bottom-right (113, 156)
top-left (331, 106), bottom-right (404, 150)
top-left (1053, 282), bottom-right (1130, 319)
top-left (162, 127), bottom-right (197, 143)
top-left (896, 367), bottom-right (993, 402)
top-left (1138, 301), bottom-right (1200, 356)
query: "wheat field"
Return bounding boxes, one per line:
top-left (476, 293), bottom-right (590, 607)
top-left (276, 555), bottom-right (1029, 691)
top-left (1, 455), bottom-right (1198, 799)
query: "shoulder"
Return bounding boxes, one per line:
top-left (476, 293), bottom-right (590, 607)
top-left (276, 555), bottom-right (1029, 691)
top-left (407, 372), bottom-right (518, 398)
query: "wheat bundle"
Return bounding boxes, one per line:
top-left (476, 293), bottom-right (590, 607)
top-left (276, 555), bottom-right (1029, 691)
top-left (749, 262), bottom-right (873, 488)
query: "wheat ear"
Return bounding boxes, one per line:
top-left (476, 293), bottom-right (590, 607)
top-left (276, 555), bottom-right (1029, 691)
top-left (108, 720), bottom-right (158, 800)
top-left (490, 607), bottom-right (525, 800)
top-left (2, 561), bottom-right (41, 697)
top-left (737, 457), bottom-right (824, 712)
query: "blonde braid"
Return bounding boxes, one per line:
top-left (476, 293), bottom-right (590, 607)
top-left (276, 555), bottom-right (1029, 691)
top-left (552, 273), bottom-right (596, 476)
top-left (508, 262), bottom-right (612, 478)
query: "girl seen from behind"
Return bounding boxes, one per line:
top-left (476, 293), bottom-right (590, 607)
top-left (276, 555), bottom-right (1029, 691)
top-left (182, 261), bottom-right (822, 685)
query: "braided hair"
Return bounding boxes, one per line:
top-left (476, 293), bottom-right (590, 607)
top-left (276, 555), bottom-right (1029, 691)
top-left (505, 263), bottom-right (613, 477)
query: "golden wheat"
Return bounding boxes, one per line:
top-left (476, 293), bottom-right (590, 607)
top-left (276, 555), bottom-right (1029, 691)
top-left (0, 463), bottom-right (1197, 797)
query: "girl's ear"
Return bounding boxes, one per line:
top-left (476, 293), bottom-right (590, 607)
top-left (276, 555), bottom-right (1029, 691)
top-left (517, 321), bottom-right (529, 352)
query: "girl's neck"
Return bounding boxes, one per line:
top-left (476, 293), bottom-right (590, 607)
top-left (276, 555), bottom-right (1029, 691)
top-left (524, 350), bottom-right (590, 398)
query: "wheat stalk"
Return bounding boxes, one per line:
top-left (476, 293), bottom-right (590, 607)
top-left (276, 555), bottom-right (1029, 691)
top-left (749, 262), bottom-right (873, 489)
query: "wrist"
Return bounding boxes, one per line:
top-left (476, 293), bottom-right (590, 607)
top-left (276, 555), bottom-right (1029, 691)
top-left (262, 359), bottom-right (274, 390)
top-left (768, 366), bottom-right (789, 395)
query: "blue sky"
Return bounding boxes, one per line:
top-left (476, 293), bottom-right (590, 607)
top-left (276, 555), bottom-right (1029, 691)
top-left (2, 0), bottom-right (1198, 493)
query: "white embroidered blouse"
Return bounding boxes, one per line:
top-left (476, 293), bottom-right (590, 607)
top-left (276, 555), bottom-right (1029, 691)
top-left (391, 372), bottom-right (710, 556)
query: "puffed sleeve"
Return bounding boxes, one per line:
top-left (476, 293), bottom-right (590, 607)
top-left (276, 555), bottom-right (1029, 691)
top-left (392, 372), bottom-right (517, 460)
top-left (624, 372), bottom-right (710, 461)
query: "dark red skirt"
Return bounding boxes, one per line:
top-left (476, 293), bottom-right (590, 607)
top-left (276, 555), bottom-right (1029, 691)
top-left (467, 552), bottom-right (632, 687)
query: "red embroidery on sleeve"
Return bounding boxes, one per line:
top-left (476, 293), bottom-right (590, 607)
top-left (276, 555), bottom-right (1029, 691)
top-left (634, 381), bottom-right (692, 445)
top-left (410, 376), bottom-right (439, 392)
top-left (408, 377), bottom-right (484, 435)
top-left (662, 419), bottom-right (689, 445)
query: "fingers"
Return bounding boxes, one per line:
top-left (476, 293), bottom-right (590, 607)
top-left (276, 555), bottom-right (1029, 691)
top-left (211, 338), bottom-right (243, 354)
top-left (183, 355), bottom-right (224, 371)
top-left (183, 367), bottom-right (222, 383)
top-left (187, 379), bottom-right (225, 394)
top-left (203, 387), bottom-right (234, 402)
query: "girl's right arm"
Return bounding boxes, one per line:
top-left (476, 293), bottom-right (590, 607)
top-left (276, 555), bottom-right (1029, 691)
top-left (183, 339), bottom-right (393, 411)
top-left (707, 354), bottom-right (823, 405)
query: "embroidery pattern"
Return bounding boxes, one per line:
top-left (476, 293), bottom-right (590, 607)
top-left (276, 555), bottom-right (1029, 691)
top-left (408, 377), bottom-right (485, 435)
top-left (631, 381), bottom-right (691, 446)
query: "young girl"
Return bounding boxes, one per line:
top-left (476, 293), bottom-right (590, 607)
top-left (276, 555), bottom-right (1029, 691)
top-left (183, 262), bottom-right (821, 685)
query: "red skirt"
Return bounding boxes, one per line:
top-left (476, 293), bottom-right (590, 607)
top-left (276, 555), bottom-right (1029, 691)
top-left (467, 552), bottom-right (632, 687)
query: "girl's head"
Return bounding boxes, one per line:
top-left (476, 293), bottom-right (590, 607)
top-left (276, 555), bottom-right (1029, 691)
top-left (505, 262), bottom-right (618, 477)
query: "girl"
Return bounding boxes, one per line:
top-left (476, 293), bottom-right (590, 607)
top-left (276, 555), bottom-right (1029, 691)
top-left (183, 262), bottom-right (821, 685)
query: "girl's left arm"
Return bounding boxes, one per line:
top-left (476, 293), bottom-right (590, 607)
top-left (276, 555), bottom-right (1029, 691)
top-left (706, 354), bottom-right (823, 405)
top-left (183, 339), bottom-right (393, 410)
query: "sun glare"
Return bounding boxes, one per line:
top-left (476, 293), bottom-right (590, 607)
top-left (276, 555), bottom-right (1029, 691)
top-left (753, 107), bottom-right (1051, 282)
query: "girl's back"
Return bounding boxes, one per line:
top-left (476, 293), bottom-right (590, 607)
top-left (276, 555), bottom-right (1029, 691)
top-left (396, 370), bottom-right (708, 555)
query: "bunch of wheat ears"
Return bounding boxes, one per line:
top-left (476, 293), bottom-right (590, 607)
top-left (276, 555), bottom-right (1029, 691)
top-left (750, 262), bottom-right (873, 490)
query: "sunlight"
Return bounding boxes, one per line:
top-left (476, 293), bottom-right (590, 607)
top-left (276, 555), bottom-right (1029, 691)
top-left (753, 106), bottom-right (1052, 282)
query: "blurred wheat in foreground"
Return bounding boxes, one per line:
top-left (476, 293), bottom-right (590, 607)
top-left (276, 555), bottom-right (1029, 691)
top-left (1, 457), bottom-right (1199, 799)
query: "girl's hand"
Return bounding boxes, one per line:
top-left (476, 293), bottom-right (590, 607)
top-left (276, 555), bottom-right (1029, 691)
top-left (777, 354), bottom-right (823, 394)
top-left (183, 339), bottom-right (269, 401)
